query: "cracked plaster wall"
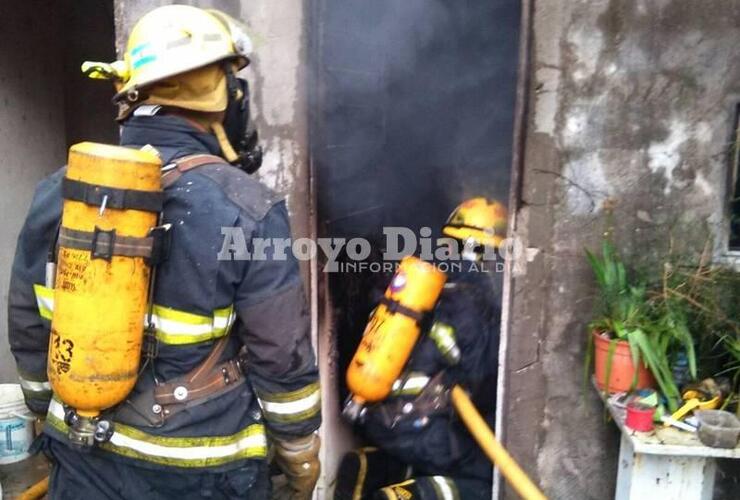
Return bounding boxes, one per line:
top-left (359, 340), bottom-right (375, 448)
top-left (503, 1), bottom-right (740, 498)
top-left (115, 0), bottom-right (310, 249)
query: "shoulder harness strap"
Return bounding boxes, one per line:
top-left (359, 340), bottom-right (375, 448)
top-left (378, 296), bottom-right (426, 324)
top-left (161, 154), bottom-right (229, 189)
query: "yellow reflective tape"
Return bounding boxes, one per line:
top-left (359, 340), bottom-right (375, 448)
top-left (152, 305), bottom-right (215, 325)
top-left (260, 404), bottom-right (321, 425)
top-left (256, 382), bottom-right (320, 404)
top-left (151, 304), bottom-right (235, 345)
top-left (257, 382), bottom-right (321, 424)
top-left (32, 283), bottom-right (235, 346)
top-left (47, 400), bottom-right (267, 467)
top-left (430, 322), bottom-right (457, 350)
top-left (391, 388), bottom-right (422, 397)
top-left (111, 418), bottom-right (264, 448)
top-left (33, 284), bottom-right (54, 320)
top-left (429, 322), bottom-right (460, 364)
top-left (18, 371), bottom-right (52, 401)
top-left (214, 306), bottom-right (233, 319)
top-left (429, 476), bottom-right (459, 500)
top-left (390, 372), bottom-right (429, 397)
top-left (260, 391), bottom-right (321, 415)
top-left (19, 377), bottom-right (51, 393)
top-left (381, 479), bottom-right (416, 500)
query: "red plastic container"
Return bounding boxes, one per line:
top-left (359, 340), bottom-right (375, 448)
top-left (625, 402), bottom-right (656, 432)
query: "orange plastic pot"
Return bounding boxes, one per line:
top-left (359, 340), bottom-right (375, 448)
top-left (593, 330), bottom-right (655, 393)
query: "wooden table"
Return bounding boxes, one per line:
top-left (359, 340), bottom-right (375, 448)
top-left (601, 391), bottom-right (740, 500)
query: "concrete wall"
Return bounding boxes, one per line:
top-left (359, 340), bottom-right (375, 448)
top-left (500, 1), bottom-right (740, 498)
top-left (0, 0), bottom-right (118, 384)
top-left (0, 0), bottom-right (117, 382)
top-left (114, 0), bottom-right (311, 246)
top-left (0, 2), bottom-right (68, 382)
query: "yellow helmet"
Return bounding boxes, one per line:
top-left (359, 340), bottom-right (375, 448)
top-left (82, 5), bottom-right (251, 104)
top-left (442, 198), bottom-right (508, 248)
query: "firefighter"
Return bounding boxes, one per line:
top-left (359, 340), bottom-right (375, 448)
top-left (335, 198), bottom-right (506, 500)
top-left (8, 6), bottom-right (320, 499)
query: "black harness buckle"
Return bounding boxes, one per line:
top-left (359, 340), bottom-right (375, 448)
top-left (146, 224), bottom-right (172, 266)
top-left (236, 348), bottom-right (249, 374)
top-left (142, 324), bottom-right (159, 361)
top-left (90, 227), bottom-right (116, 261)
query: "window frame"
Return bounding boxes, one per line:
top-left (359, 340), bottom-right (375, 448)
top-left (718, 102), bottom-right (740, 270)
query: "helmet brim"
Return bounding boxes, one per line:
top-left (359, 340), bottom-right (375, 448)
top-left (113, 54), bottom-right (249, 104)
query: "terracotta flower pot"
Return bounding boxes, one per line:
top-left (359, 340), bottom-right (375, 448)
top-left (593, 330), bottom-right (655, 393)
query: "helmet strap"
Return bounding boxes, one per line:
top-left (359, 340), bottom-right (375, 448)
top-left (211, 122), bottom-right (239, 163)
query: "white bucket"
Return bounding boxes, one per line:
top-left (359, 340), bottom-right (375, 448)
top-left (0, 384), bottom-right (35, 465)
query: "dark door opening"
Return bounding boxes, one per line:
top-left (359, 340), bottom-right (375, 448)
top-left (729, 104), bottom-right (739, 251)
top-left (0, 0), bottom-right (116, 384)
top-left (311, 0), bottom-right (521, 494)
top-left (63, 0), bottom-right (119, 147)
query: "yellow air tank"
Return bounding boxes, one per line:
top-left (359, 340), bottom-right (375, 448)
top-left (345, 256), bottom-right (446, 417)
top-left (48, 143), bottom-right (162, 425)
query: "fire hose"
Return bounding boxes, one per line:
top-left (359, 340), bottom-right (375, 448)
top-left (451, 385), bottom-right (547, 500)
top-left (18, 476), bottom-right (48, 500)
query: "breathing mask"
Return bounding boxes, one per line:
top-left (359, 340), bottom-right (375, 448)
top-left (223, 67), bottom-right (263, 174)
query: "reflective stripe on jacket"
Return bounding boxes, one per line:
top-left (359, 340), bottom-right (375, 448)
top-left (33, 284), bottom-right (237, 346)
top-left (390, 372), bottom-right (430, 397)
top-left (379, 476), bottom-right (461, 500)
top-left (18, 370), bottom-right (52, 408)
top-left (255, 381), bottom-right (321, 424)
top-left (47, 399), bottom-right (267, 467)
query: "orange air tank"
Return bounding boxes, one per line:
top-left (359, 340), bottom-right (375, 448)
top-left (48, 142), bottom-right (162, 418)
top-left (346, 256), bottom-right (446, 407)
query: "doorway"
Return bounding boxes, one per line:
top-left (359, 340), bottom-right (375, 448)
top-left (310, 0), bottom-right (522, 495)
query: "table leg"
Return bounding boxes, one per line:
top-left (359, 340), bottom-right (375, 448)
top-left (615, 434), bottom-right (716, 500)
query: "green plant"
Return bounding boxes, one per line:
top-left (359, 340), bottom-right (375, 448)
top-left (719, 335), bottom-right (740, 417)
top-left (659, 257), bottom-right (740, 415)
top-left (585, 240), bottom-right (647, 335)
top-left (584, 240), bottom-right (685, 411)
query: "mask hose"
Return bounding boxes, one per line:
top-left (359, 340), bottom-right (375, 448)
top-left (211, 121), bottom-right (239, 163)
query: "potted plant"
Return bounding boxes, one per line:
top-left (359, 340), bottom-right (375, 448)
top-left (584, 241), bottom-right (690, 412)
top-left (585, 240), bottom-right (654, 394)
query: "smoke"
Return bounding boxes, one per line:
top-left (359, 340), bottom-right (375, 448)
top-left (314, 0), bottom-right (521, 239)
top-left (313, 0), bottom-right (521, 398)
